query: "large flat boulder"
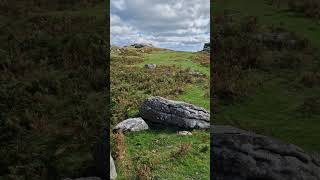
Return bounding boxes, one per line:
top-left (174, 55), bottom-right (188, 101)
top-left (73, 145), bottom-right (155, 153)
top-left (211, 125), bottom-right (320, 180)
top-left (113, 117), bottom-right (149, 133)
top-left (139, 96), bottom-right (210, 130)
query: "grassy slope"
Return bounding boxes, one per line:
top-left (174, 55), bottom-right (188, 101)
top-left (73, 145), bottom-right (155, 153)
top-left (0, 2), bottom-right (107, 179)
top-left (138, 50), bottom-right (210, 109)
top-left (213, 0), bottom-right (320, 152)
top-left (112, 49), bottom-right (210, 179)
top-left (213, 0), bottom-right (320, 47)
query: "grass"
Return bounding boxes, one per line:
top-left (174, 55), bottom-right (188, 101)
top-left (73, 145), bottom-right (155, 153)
top-left (111, 47), bottom-right (210, 179)
top-left (216, 76), bottom-right (320, 151)
top-left (138, 50), bottom-right (210, 111)
top-left (213, 0), bottom-right (320, 47)
top-left (0, 1), bottom-right (107, 179)
top-left (213, 0), bottom-right (320, 153)
top-left (178, 85), bottom-right (210, 110)
top-left (136, 51), bottom-right (210, 76)
top-left (118, 130), bottom-right (210, 180)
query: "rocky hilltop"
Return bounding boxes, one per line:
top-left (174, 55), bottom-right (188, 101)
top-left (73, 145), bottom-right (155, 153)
top-left (124, 43), bottom-right (154, 48)
top-left (202, 42), bottom-right (210, 52)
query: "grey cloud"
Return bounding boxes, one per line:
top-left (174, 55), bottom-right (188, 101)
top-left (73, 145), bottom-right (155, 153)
top-left (111, 0), bottom-right (210, 51)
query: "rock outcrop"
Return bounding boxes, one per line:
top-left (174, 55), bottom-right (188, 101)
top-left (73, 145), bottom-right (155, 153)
top-left (203, 42), bottom-right (210, 52)
top-left (211, 125), bottom-right (320, 180)
top-left (110, 154), bottom-right (117, 180)
top-left (129, 43), bottom-right (154, 48)
top-left (144, 64), bottom-right (156, 70)
top-left (139, 96), bottom-right (210, 130)
top-left (113, 117), bottom-right (149, 133)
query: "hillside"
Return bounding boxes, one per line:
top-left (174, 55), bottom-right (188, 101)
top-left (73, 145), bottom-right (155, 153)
top-left (0, 1), bottom-right (107, 179)
top-left (110, 46), bottom-right (210, 179)
top-left (212, 0), bottom-right (320, 153)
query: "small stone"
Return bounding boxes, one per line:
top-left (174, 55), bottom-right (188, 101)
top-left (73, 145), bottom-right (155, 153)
top-left (177, 131), bottom-right (192, 136)
top-left (113, 117), bottom-right (149, 133)
top-left (144, 64), bottom-right (156, 69)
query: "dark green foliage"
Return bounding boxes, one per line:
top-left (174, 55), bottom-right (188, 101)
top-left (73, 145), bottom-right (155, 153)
top-left (212, 15), bottom-right (263, 107)
top-left (0, 1), bottom-right (107, 179)
top-left (288, 0), bottom-right (320, 19)
top-left (213, 13), bottom-right (317, 109)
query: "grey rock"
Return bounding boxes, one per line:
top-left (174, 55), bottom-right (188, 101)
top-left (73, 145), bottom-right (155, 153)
top-left (144, 64), bottom-right (156, 69)
top-left (110, 154), bottom-right (117, 180)
top-left (113, 117), bottom-right (149, 133)
top-left (130, 43), bottom-right (154, 48)
top-left (177, 131), bottom-right (192, 136)
top-left (211, 125), bottom-right (320, 180)
top-left (189, 71), bottom-right (205, 77)
top-left (139, 96), bottom-right (210, 130)
top-left (252, 32), bottom-right (304, 49)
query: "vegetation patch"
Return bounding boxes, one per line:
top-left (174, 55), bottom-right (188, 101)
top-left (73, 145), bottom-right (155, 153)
top-left (213, 0), bottom-right (320, 152)
top-left (110, 47), bottom-right (210, 179)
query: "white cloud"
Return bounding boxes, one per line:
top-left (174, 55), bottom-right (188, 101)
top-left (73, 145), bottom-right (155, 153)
top-left (110, 0), bottom-right (210, 51)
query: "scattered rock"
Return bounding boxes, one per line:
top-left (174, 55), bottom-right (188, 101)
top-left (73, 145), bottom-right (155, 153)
top-left (189, 71), bottom-right (205, 77)
top-left (113, 117), bottom-right (149, 133)
top-left (211, 125), bottom-right (320, 180)
top-left (252, 32), bottom-right (305, 49)
top-left (144, 64), bottom-right (156, 69)
top-left (177, 131), bottom-right (192, 136)
top-left (139, 96), bottom-right (210, 130)
top-left (110, 154), bottom-right (117, 180)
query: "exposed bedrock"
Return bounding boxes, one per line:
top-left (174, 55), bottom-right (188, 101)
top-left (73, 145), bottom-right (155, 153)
top-left (211, 125), bottom-right (320, 180)
top-left (139, 96), bottom-right (210, 130)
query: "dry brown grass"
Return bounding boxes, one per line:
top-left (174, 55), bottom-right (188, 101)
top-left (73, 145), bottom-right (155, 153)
top-left (193, 52), bottom-right (210, 67)
top-left (170, 143), bottom-right (192, 160)
top-left (136, 164), bottom-right (152, 180)
top-left (111, 132), bottom-right (133, 179)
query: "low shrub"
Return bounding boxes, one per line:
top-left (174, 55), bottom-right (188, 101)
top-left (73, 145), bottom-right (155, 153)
top-left (288, 0), bottom-right (320, 19)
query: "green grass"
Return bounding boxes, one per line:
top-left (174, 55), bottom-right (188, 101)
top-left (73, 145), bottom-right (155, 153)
top-left (111, 48), bottom-right (210, 179)
top-left (213, 0), bottom-right (320, 153)
top-left (136, 50), bottom-right (210, 76)
top-left (216, 76), bottom-right (320, 151)
top-left (213, 0), bottom-right (320, 48)
top-left (118, 130), bottom-right (210, 180)
top-left (137, 50), bottom-right (210, 110)
top-left (178, 85), bottom-right (210, 110)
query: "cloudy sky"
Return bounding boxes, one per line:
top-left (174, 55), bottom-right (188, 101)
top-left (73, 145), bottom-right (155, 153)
top-left (110, 0), bottom-right (210, 52)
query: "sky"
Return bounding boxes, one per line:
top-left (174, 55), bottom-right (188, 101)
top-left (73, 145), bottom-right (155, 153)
top-left (110, 0), bottom-right (210, 52)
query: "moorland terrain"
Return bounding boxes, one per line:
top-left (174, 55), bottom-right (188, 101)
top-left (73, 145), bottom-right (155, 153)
top-left (110, 45), bottom-right (210, 179)
top-left (212, 0), bottom-right (320, 153)
top-left (0, 1), bottom-right (108, 179)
